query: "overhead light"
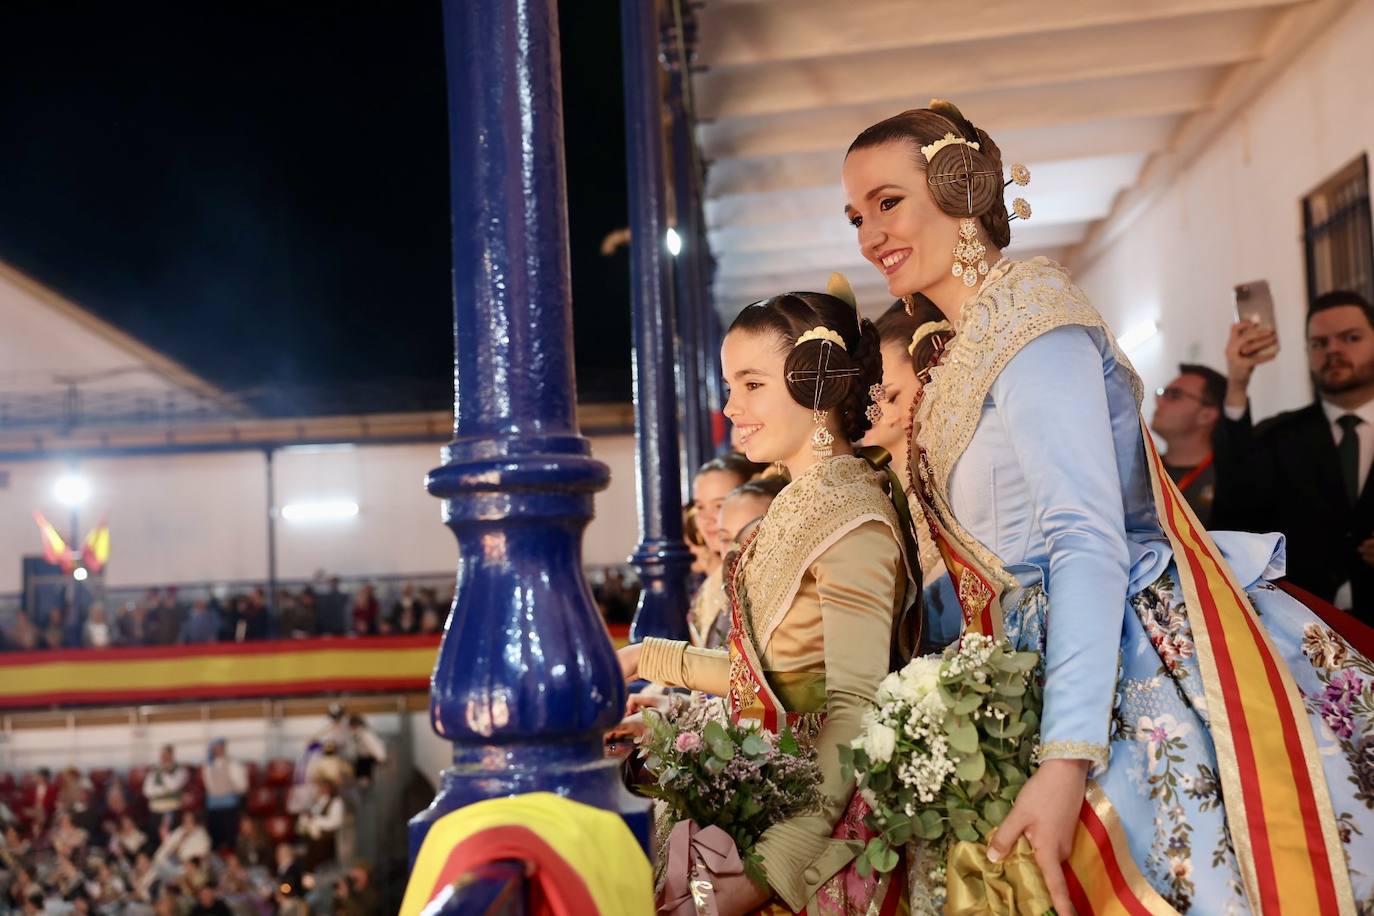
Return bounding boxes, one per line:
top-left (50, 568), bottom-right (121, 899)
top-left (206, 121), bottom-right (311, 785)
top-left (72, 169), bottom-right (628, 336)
top-left (54, 474), bottom-right (92, 507)
top-left (1117, 320), bottom-right (1159, 353)
top-left (73, 567), bottom-right (89, 582)
top-left (281, 500), bottom-right (359, 522)
top-left (665, 227), bottom-right (682, 257)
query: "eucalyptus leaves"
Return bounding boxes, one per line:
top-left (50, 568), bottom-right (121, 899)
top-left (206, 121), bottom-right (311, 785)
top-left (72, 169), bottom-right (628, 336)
top-left (840, 633), bottom-right (1043, 877)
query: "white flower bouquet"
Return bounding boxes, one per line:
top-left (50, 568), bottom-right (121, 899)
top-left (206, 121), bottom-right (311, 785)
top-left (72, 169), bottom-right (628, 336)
top-left (840, 634), bottom-right (1043, 889)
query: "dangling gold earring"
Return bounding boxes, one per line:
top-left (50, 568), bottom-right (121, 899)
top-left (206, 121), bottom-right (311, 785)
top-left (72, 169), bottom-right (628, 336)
top-left (901, 294), bottom-right (916, 316)
top-left (810, 409), bottom-right (835, 458)
top-left (951, 217), bottom-right (988, 288)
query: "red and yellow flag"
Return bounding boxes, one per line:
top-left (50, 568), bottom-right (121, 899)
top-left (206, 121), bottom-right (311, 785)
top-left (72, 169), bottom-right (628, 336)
top-left (32, 511), bottom-right (72, 572)
top-left (81, 518), bottom-right (111, 573)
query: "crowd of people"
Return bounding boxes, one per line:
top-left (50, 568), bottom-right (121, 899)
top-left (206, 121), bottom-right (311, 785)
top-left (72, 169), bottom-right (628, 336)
top-left (0, 571), bottom-right (640, 653)
top-left (0, 707), bottom-right (389, 914)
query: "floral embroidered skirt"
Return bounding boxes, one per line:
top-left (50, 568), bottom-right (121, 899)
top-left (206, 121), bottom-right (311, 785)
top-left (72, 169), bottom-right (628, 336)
top-left (1003, 570), bottom-right (1374, 914)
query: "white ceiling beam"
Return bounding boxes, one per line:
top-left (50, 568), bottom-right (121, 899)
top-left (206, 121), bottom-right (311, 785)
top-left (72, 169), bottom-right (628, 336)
top-left (695, 8), bottom-right (1270, 120)
top-left (1069, 0), bottom-right (1358, 270)
top-left (697, 67), bottom-right (1221, 160)
top-left (696, 0), bottom-right (1305, 69)
top-left (705, 119), bottom-right (1174, 198)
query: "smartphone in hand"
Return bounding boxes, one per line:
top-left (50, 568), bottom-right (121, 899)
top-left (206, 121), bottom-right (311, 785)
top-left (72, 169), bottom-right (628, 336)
top-left (1234, 280), bottom-right (1280, 359)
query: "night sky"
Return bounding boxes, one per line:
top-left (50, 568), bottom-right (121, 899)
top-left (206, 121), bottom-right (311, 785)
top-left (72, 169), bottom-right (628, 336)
top-left (0, 1), bottom-right (632, 415)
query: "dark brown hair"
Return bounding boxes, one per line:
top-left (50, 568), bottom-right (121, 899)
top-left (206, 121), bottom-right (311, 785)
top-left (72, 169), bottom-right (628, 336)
top-left (905, 295), bottom-right (954, 378)
top-left (728, 291), bottom-right (883, 443)
top-left (695, 452), bottom-right (761, 486)
top-left (847, 102), bottom-right (1012, 249)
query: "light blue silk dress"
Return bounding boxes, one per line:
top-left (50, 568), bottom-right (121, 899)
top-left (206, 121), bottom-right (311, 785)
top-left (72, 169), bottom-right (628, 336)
top-left (935, 322), bottom-right (1374, 912)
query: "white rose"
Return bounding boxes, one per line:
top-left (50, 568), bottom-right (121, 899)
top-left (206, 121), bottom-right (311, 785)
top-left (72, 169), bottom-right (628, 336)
top-left (876, 672), bottom-right (903, 704)
top-left (900, 656), bottom-right (943, 699)
top-left (862, 723), bottom-right (897, 764)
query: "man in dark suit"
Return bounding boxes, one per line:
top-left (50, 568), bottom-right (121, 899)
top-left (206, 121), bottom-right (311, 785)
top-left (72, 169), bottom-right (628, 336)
top-left (1215, 290), bottom-right (1374, 623)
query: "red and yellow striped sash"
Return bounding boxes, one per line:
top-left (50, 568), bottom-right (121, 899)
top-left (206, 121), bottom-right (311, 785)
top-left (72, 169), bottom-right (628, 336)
top-left (1140, 418), bottom-right (1351, 914)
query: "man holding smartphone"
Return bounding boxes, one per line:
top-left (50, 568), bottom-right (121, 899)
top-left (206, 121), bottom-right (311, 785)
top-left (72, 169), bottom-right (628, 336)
top-left (1217, 289), bottom-right (1374, 623)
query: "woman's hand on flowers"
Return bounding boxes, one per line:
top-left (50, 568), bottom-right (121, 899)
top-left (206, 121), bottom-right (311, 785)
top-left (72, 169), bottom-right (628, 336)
top-left (617, 642), bottom-right (642, 681)
top-left (986, 757), bottom-right (1089, 916)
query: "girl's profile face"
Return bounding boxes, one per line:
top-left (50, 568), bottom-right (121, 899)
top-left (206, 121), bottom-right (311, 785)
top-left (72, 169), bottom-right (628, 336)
top-left (721, 328), bottom-right (814, 466)
top-left (692, 470), bottom-right (743, 558)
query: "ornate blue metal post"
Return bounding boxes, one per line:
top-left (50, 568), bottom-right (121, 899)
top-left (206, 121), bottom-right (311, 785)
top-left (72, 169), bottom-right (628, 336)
top-left (623, 0), bottom-right (694, 642)
top-left (663, 3), bottom-right (712, 473)
top-left (409, 0), bottom-right (647, 862)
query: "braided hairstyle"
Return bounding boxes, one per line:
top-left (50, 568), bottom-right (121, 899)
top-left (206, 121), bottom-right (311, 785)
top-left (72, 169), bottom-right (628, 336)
top-left (847, 101), bottom-right (1013, 250)
top-left (728, 291), bottom-right (883, 443)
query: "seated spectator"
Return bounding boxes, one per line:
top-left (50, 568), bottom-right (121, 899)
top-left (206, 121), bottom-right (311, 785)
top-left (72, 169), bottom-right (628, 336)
top-left (41, 608), bottom-right (68, 650)
top-left (152, 811), bottom-right (211, 877)
top-left (233, 816), bottom-right (271, 869)
top-left (279, 592), bottom-right (316, 639)
top-left (391, 584), bottom-right (421, 634)
top-left (350, 584), bottom-right (379, 635)
top-left (101, 783), bottom-right (132, 835)
top-left (86, 855), bottom-right (129, 906)
top-left (113, 602), bottom-right (145, 646)
top-left (273, 841), bottom-right (305, 899)
top-left (50, 812), bottom-right (89, 859)
top-left (418, 605), bottom-right (443, 635)
top-left (317, 577), bottom-right (349, 636)
top-left (334, 860), bottom-right (380, 916)
top-left (227, 592), bottom-right (269, 642)
top-left (145, 592), bottom-right (182, 645)
top-left (201, 739), bottom-right (247, 852)
top-left (189, 880), bottom-right (232, 916)
top-left (2, 823), bottom-right (31, 868)
top-left (6, 610), bottom-right (39, 652)
top-left (143, 745), bottom-right (190, 833)
top-left (25, 768), bottom-right (56, 829)
top-left (183, 600), bottom-right (221, 644)
top-left (82, 603), bottom-right (113, 648)
top-left (56, 767), bottom-right (93, 811)
top-left (129, 850), bottom-right (158, 901)
top-left (296, 776), bottom-right (345, 870)
top-left (110, 814), bottom-right (149, 862)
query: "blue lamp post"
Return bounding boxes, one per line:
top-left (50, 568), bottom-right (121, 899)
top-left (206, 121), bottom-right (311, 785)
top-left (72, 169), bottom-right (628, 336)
top-left (409, 0), bottom-right (647, 861)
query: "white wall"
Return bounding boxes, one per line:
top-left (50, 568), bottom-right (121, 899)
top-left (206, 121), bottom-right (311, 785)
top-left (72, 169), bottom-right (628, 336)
top-left (1075, 0), bottom-right (1374, 416)
top-left (0, 434), bottom-right (640, 594)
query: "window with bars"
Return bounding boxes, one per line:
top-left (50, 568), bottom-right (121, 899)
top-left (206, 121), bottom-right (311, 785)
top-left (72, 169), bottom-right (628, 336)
top-left (1303, 153), bottom-right (1374, 304)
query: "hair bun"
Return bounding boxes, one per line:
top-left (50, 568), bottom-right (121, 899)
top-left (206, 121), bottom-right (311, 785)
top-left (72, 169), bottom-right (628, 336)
top-left (925, 141), bottom-right (1002, 220)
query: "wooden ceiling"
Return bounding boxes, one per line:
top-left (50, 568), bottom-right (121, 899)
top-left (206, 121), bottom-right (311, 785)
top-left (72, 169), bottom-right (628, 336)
top-left (692, 0), bottom-right (1353, 316)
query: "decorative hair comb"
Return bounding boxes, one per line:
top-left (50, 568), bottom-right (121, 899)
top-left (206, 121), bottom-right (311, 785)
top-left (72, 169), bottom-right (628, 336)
top-left (795, 327), bottom-right (846, 350)
top-left (921, 132), bottom-right (980, 162)
top-left (907, 320), bottom-right (953, 356)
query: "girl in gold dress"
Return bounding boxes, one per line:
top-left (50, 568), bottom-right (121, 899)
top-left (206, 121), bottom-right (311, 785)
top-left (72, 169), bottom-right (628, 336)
top-left (620, 286), bottom-right (917, 914)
